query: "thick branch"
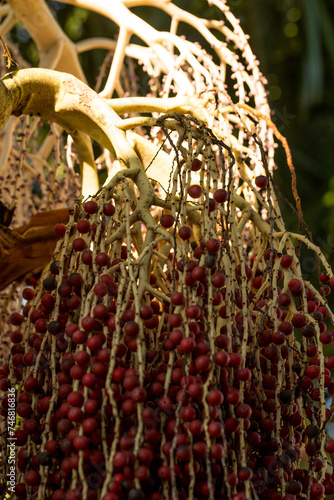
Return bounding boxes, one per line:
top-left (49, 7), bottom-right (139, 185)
top-left (0, 68), bottom-right (160, 225)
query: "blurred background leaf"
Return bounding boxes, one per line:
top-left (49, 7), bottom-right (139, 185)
top-left (227, 0), bottom-right (334, 266)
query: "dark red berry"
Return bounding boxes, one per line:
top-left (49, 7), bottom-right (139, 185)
top-left (103, 203), bottom-right (115, 216)
top-left (255, 175), bottom-right (268, 189)
top-left (188, 184), bottom-right (202, 198)
top-left (160, 214), bottom-right (175, 228)
top-left (179, 226), bottom-right (192, 240)
top-left (191, 158), bottom-right (202, 171)
top-left (213, 189), bottom-right (228, 203)
top-left (72, 238), bottom-right (86, 251)
top-left (54, 224), bottom-right (66, 237)
top-left (84, 200), bottom-right (98, 214)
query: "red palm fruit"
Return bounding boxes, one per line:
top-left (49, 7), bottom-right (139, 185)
top-left (215, 351), bottom-right (230, 367)
top-left (17, 403), bottom-right (32, 418)
top-left (320, 330), bottom-right (334, 344)
top-left (169, 329), bottom-right (184, 345)
top-left (236, 404), bottom-right (252, 419)
top-left (103, 203), bottom-right (115, 216)
top-left (9, 312), bottom-right (23, 326)
top-left (208, 421), bottom-right (223, 437)
top-left (255, 175), bottom-right (268, 188)
top-left (77, 219), bottom-right (90, 233)
top-left (310, 483), bottom-right (325, 498)
top-left (207, 390), bottom-right (224, 406)
top-left (24, 470), bottom-right (40, 486)
top-left (83, 200), bottom-right (98, 214)
top-left (72, 238), bottom-right (86, 251)
top-left (188, 184), bottom-right (202, 198)
top-left (137, 447), bottom-right (153, 464)
top-left (68, 407), bottom-right (83, 422)
top-left (178, 226), bottom-right (192, 240)
top-left (23, 419), bottom-right (38, 434)
top-left (189, 419), bottom-right (203, 436)
top-left (186, 305), bottom-right (202, 319)
top-left (81, 316), bottom-right (96, 331)
top-left (135, 465), bottom-right (150, 481)
top-left (180, 406), bottom-right (196, 422)
top-left (206, 238), bottom-right (221, 254)
top-left (229, 353), bottom-right (242, 368)
top-left (279, 293), bottom-right (292, 307)
top-left (158, 465), bottom-right (171, 480)
top-left (73, 435), bottom-right (89, 450)
top-left (140, 306), bottom-right (153, 319)
top-left (22, 287), bottom-right (35, 300)
top-left (288, 278), bottom-right (303, 295)
top-left (54, 224), bottom-right (66, 237)
top-left (93, 282), bottom-right (108, 298)
top-left (187, 383), bottom-right (203, 401)
top-left (180, 337), bottom-right (196, 353)
top-left (82, 373), bottom-right (96, 387)
top-left (214, 189), bottom-right (228, 203)
top-left (81, 250), bottom-right (92, 265)
top-left (226, 389), bottom-right (241, 405)
top-left (170, 291), bottom-right (185, 305)
top-left (191, 158), bottom-right (202, 171)
top-left (95, 252), bottom-right (109, 267)
top-left (160, 214), bottom-right (175, 228)
top-left (236, 368), bottom-right (251, 381)
top-left (93, 304), bottom-right (108, 319)
top-left (124, 321), bottom-right (139, 338)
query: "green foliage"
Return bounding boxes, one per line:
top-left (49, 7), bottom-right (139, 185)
top-left (64, 7), bottom-right (89, 41)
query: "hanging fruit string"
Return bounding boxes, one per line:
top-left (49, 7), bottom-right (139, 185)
top-left (220, 102), bottom-right (303, 229)
top-left (1, 72), bottom-right (334, 500)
